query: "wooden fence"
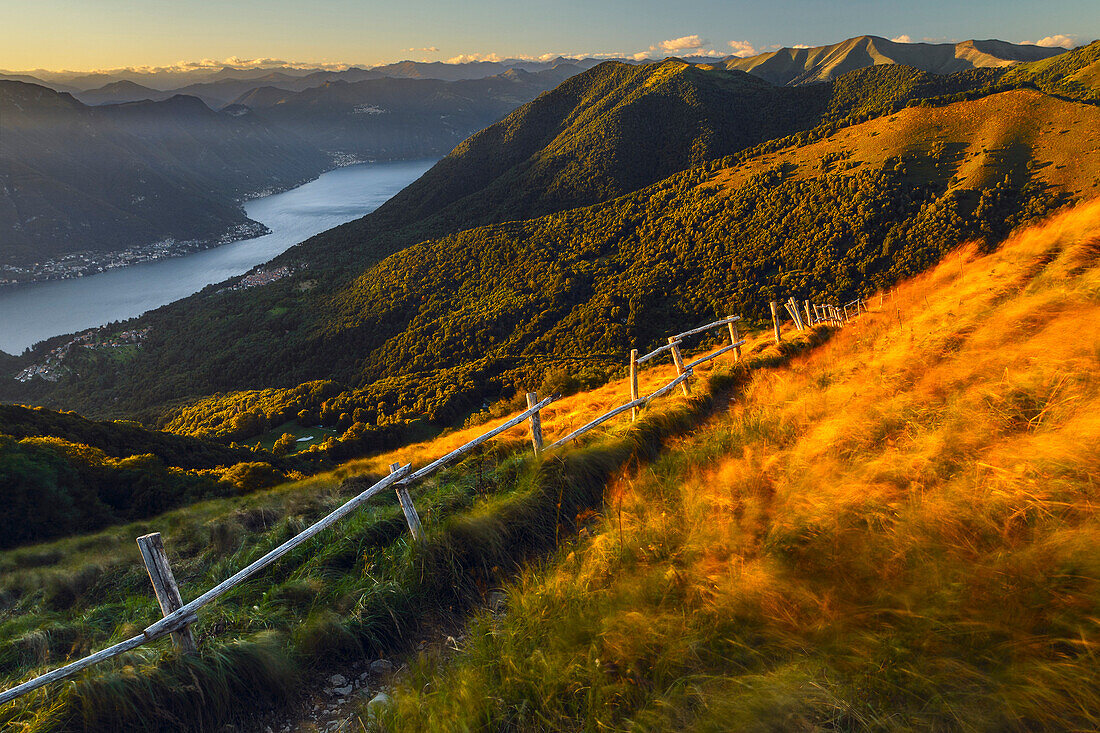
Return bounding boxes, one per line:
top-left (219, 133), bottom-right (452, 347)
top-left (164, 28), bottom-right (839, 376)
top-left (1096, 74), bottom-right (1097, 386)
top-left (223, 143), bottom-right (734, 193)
top-left (0, 300), bottom-right (863, 705)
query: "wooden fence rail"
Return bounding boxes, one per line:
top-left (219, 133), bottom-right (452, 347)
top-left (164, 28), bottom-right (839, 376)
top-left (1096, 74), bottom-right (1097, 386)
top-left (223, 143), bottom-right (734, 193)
top-left (0, 295), bottom-right (873, 705)
top-left (546, 370), bottom-right (692, 451)
top-left (636, 339), bottom-right (681, 365)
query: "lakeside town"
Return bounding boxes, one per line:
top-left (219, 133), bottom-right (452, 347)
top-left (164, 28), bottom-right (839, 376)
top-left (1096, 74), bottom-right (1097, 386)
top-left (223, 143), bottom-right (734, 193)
top-left (219, 265), bottom-right (295, 293)
top-left (13, 327), bottom-right (151, 383)
top-left (0, 222), bottom-right (269, 287)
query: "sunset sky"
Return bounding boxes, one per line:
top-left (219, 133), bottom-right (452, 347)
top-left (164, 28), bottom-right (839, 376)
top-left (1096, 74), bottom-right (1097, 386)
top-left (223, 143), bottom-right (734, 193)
top-left (2, 0), bottom-right (1095, 72)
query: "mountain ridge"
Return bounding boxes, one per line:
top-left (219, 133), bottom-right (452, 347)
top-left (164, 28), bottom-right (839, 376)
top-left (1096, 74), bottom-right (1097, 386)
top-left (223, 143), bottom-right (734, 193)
top-left (721, 35), bottom-right (1068, 85)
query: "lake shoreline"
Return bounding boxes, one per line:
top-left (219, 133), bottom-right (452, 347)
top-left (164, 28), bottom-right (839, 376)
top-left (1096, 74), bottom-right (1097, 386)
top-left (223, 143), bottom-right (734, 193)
top-left (0, 156), bottom-right (430, 290)
top-left (0, 158), bottom-right (437, 358)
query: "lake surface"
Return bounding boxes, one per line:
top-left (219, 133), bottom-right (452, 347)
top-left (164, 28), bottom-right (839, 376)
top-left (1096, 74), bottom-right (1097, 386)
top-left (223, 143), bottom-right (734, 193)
top-left (0, 159), bottom-right (435, 355)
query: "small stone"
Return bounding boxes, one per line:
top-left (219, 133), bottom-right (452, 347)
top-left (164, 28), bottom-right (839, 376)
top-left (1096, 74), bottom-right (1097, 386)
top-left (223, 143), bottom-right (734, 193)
top-left (334, 684), bottom-right (353, 696)
top-left (488, 590), bottom-right (506, 612)
top-left (358, 672), bottom-right (370, 685)
top-left (328, 674), bottom-right (347, 687)
top-left (370, 659), bottom-right (394, 676)
top-left (368, 691), bottom-right (392, 712)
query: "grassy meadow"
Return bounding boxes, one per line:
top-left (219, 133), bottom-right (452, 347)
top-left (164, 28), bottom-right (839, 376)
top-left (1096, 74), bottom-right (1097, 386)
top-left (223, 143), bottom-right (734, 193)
top-left (0, 316), bottom-right (801, 731)
top-left (381, 199), bottom-right (1100, 730)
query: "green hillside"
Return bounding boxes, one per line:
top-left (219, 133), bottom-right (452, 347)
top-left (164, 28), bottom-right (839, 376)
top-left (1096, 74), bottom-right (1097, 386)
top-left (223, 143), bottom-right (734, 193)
top-left (273, 59), bottom-right (1013, 274)
top-left (0, 404), bottom-right (309, 548)
top-left (1001, 39), bottom-right (1100, 101)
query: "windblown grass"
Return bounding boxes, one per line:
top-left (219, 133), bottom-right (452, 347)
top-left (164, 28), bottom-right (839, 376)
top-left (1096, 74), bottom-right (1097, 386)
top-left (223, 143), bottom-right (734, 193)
top-left (383, 199), bottom-right (1100, 731)
top-left (0, 323), bottom-right (792, 731)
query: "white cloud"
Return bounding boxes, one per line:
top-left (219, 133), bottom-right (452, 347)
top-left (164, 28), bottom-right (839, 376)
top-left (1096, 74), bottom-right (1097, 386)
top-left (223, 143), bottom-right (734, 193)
top-left (652, 35), bottom-right (708, 53)
top-left (444, 52), bottom-right (504, 64)
top-left (1022, 34), bottom-right (1077, 48)
top-left (727, 40), bottom-right (757, 58)
top-left (890, 35), bottom-right (912, 43)
top-left (68, 57), bottom-right (356, 75)
top-left (791, 44), bottom-right (812, 49)
top-left (405, 46), bottom-right (438, 53)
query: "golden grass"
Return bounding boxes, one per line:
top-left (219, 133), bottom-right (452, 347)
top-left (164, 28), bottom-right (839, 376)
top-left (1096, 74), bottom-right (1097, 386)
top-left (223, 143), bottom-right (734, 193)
top-left (341, 328), bottom-right (769, 477)
top-left (710, 90), bottom-right (1100, 197)
top-left (385, 199), bottom-right (1100, 730)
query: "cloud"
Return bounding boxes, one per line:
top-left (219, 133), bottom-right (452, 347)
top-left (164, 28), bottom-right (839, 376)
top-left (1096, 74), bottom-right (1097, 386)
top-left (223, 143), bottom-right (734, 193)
top-left (405, 46), bottom-right (438, 53)
top-left (791, 44), bottom-right (812, 49)
top-left (890, 35), bottom-right (912, 43)
top-left (89, 57), bottom-right (355, 75)
top-left (444, 52), bottom-right (504, 64)
top-left (1022, 34), bottom-right (1077, 48)
top-left (652, 35), bottom-right (708, 53)
top-left (727, 40), bottom-right (757, 58)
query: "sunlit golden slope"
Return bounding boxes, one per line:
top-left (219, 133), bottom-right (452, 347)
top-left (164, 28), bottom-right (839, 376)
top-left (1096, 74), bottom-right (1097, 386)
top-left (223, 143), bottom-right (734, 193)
top-left (386, 199), bottom-right (1100, 730)
top-left (713, 89), bottom-right (1100, 197)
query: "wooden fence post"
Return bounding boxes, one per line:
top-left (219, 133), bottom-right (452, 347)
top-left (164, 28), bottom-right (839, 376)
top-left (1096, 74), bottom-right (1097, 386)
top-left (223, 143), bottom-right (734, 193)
top-left (804, 300), bottom-right (812, 327)
top-left (526, 392), bottom-right (545, 453)
top-left (769, 301), bottom-right (782, 343)
top-left (667, 337), bottom-right (692, 396)
top-left (726, 318), bottom-right (741, 361)
top-left (136, 533), bottom-right (197, 654)
top-left (629, 350), bottom-right (640, 420)
top-left (391, 462), bottom-right (423, 541)
top-left (784, 299), bottom-right (803, 331)
top-left (790, 298), bottom-right (805, 330)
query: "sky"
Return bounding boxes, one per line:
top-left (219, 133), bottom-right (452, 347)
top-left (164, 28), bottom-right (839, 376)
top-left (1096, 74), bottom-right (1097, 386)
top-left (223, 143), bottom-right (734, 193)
top-left (2, 0), bottom-right (1096, 72)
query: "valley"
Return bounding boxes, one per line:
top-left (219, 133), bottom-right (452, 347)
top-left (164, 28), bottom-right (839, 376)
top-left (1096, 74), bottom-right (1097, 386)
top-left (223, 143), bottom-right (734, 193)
top-left (0, 159), bottom-right (434, 355)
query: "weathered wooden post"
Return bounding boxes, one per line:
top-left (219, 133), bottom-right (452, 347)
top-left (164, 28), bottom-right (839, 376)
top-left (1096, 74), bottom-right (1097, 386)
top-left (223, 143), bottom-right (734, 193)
top-left (526, 392), bottom-right (545, 453)
top-left (784, 299), bottom-right (804, 331)
top-left (629, 350), bottom-right (640, 420)
top-left (769, 301), bottom-right (782, 343)
top-left (783, 301), bottom-right (798, 330)
top-left (790, 298), bottom-right (805, 330)
top-left (667, 337), bottom-right (692, 396)
top-left (726, 317), bottom-right (741, 361)
top-left (136, 533), bottom-right (197, 654)
top-left (804, 299), bottom-right (813, 327)
top-left (391, 462), bottom-right (423, 541)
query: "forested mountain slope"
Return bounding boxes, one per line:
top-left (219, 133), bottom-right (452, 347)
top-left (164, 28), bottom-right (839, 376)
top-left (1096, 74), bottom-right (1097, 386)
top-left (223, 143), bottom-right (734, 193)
top-left (274, 59), bottom-right (1011, 273)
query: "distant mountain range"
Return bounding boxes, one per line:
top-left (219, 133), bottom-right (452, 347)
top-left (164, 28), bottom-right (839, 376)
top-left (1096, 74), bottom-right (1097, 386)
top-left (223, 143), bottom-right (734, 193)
top-left (719, 36), bottom-right (1066, 85)
top-left (2, 36), bottom-right (1070, 104)
top-left (0, 81), bottom-right (328, 268)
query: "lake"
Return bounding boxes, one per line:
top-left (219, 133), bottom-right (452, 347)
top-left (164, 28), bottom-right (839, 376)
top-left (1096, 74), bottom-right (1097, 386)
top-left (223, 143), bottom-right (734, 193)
top-left (0, 159), bottom-right (436, 356)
